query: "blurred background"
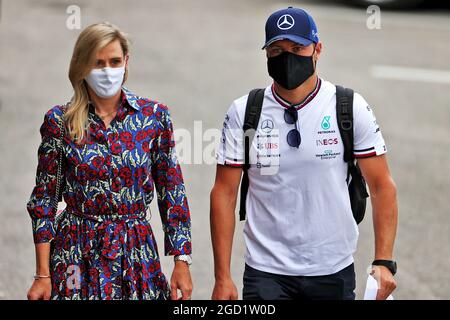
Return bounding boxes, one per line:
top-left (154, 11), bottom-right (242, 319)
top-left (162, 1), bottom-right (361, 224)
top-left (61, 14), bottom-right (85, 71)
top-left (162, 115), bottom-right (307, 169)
top-left (0, 0), bottom-right (449, 300)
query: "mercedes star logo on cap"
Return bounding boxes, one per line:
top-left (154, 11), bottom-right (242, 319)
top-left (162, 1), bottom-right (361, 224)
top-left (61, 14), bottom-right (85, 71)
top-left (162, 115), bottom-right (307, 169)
top-left (277, 14), bottom-right (295, 30)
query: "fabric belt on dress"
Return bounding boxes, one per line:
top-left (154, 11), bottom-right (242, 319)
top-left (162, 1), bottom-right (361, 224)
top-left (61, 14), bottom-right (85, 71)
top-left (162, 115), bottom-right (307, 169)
top-left (66, 210), bottom-right (147, 260)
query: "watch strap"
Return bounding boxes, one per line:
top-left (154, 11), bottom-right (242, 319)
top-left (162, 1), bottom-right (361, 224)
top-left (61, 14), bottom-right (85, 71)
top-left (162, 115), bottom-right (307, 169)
top-left (372, 259), bottom-right (397, 276)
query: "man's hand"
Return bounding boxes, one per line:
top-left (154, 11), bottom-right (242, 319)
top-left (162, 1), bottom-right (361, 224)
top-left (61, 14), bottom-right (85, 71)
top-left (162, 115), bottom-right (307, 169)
top-left (27, 278), bottom-right (51, 300)
top-left (212, 277), bottom-right (238, 300)
top-left (372, 266), bottom-right (397, 300)
top-left (170, 261), bottom-right (193, 300)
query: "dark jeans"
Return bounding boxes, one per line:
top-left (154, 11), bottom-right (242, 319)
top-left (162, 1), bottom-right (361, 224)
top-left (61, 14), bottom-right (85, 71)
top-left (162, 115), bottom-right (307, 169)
top-left (243, 263), bottom-right (356, 300)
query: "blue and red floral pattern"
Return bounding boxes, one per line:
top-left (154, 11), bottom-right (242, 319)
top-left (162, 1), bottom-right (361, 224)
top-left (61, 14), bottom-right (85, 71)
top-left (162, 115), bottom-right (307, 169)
top-left (27, 88), bottom-right (192, 299)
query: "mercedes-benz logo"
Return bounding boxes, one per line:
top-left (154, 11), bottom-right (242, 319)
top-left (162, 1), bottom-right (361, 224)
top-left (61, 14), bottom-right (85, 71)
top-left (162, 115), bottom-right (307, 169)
top-left (261, 119), bottom-right (274, 133)
top-left (277, 14), bottom-right (295, 30)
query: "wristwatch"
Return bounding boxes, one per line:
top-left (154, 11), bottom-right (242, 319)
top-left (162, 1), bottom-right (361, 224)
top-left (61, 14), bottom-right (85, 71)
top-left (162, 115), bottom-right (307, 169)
top-left (372, 260), bottom-right (397, 276)
top-left (174, 254), bottom-right (192, 266)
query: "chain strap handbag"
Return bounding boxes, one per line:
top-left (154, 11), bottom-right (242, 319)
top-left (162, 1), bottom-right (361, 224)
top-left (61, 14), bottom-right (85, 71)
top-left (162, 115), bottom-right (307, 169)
top-left (52, 104), bottom-right (68, 227)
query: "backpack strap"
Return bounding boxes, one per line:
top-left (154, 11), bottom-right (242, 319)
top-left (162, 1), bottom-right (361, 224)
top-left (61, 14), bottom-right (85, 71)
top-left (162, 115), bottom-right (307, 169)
top-left (335, 85), bottom-right (354, 165)
top-left (336, 86), bottom-right (369, 224)
top-left (239, 88), bottom-right (265, 221)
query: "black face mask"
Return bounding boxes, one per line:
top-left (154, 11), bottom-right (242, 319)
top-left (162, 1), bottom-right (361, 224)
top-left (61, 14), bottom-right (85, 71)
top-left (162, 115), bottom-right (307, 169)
top-left (267, 50), bottom-right (315, 90)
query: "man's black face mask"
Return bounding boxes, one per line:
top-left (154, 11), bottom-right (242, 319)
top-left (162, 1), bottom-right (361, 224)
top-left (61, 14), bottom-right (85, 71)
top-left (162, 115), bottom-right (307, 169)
top-left (267, 48), bottom-right (316, 90)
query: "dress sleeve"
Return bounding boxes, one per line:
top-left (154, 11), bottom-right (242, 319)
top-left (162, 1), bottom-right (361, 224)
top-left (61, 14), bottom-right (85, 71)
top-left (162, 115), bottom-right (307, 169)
top-left (27, 106), bottom-right (64, 244)
top-left (151, 104), bottom-right (192, 256)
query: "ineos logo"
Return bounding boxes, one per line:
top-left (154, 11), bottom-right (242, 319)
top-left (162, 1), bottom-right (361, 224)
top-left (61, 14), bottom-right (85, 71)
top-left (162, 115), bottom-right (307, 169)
top-left (316, 138), bottom-right (338, 146)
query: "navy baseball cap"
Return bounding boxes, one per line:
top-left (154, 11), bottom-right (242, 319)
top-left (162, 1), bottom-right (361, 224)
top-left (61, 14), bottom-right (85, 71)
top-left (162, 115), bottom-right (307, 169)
top-left (262, 7), bottom-right (319, 49)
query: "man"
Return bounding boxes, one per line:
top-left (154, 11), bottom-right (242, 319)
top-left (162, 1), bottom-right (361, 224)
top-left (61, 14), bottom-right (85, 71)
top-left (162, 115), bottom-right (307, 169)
top-left (210, 7), bottom-right (398, 300)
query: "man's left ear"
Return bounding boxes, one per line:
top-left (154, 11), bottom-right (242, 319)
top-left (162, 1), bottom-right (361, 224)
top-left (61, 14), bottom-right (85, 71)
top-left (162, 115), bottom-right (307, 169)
top-left (315, 42), bottom-right (323, 60)
top-left (125, 54), bottom-right (129, 67)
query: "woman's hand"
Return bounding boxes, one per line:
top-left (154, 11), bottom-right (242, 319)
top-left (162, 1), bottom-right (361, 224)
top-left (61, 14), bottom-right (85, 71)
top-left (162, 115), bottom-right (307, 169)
top-left (170, 261), bottom-right (193, 300)
top-left (28, 243), bottom-right (52, 300)
top-left (27, 278), bottom-right (52, 300)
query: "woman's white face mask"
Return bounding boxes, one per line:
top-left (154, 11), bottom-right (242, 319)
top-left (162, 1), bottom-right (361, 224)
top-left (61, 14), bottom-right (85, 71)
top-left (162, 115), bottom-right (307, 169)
top-left (85, 66), bottom-right (125, 99)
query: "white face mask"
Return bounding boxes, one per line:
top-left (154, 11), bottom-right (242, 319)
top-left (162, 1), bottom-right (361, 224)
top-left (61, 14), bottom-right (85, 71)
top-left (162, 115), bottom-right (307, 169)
top-left (85, 66), bottom-right (125, 99)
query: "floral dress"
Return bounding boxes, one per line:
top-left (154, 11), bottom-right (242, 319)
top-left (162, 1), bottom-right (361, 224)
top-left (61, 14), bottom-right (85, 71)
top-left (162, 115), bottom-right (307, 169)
top-left (27, 88), bottom-right (192, 300)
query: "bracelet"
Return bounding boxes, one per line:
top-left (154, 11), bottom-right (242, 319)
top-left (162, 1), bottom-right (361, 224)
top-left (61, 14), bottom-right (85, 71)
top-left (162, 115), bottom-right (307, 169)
top-left (34, 274), bottom-right (51, 280)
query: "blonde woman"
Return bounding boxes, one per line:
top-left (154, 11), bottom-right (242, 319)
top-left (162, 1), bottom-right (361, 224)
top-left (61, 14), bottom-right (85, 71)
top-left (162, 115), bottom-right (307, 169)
top-left (26, 22), bottom-right (192, 300)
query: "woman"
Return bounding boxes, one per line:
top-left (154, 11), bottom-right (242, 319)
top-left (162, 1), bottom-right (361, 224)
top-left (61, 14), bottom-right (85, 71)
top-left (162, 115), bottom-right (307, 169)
top-left (26, 22), bottom-right (192, 300)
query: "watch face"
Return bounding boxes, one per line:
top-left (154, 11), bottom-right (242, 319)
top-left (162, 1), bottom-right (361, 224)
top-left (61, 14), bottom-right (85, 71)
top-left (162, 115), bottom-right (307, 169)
top-left (391, 261), bottom-right (397, 274)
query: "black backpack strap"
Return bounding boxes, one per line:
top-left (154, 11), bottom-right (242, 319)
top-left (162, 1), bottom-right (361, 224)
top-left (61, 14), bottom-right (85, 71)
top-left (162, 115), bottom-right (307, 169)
top-left (336, 85), bottom-right (369, 224)
top-left (336, 85), bottom-right (354, 165)
top-left (239, 88), bottom-right (265, 221)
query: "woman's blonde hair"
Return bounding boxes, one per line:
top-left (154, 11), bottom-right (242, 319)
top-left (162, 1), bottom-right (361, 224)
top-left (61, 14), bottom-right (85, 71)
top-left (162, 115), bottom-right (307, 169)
top-left (66, 22), bottom-right (130, 143)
